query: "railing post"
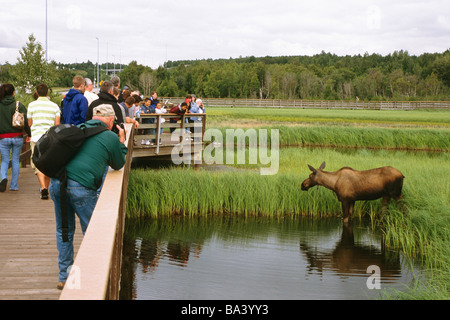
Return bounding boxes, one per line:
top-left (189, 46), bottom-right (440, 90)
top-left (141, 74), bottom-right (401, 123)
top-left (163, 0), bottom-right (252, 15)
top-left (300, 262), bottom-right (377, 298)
top-left (180, 114), bottom-right (186, 142)
top-left (156, 114), bottom-right (161, 154)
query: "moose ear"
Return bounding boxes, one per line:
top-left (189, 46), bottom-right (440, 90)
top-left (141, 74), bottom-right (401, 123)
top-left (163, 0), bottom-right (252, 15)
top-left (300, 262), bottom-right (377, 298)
top-left (308, 165), bottom-right (317, 173)
top-left (319, 162), bottom-right (326, 170)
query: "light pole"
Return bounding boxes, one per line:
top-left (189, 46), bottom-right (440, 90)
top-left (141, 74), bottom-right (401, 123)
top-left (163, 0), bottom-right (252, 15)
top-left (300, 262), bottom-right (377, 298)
top-left (106, 42), bottom-right (109, 77)
top-left (96, 37), bottom-right (99, 87)
top-left (45, 0), bottom-right (48, 61)
top-left (113, 55), bottom-right (116, 76)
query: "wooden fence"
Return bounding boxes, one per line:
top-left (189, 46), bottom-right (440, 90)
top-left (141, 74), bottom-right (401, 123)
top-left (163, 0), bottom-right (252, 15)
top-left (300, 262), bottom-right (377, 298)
top-left (159, 98), bottom-right (450, 110)
top-left (133, 113), bottom-right (206, 157)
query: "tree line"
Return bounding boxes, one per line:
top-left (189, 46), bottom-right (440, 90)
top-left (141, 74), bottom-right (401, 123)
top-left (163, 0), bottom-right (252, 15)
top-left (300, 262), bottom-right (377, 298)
top-left (144, 50), bottom-right (450, 101)
top-left (1, 34), bottom-right (449, 101)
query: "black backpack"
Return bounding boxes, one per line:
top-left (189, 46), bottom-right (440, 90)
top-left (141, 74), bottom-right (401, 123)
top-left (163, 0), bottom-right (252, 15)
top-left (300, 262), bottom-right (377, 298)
top-left (33, 123), bottom-right (108, 242)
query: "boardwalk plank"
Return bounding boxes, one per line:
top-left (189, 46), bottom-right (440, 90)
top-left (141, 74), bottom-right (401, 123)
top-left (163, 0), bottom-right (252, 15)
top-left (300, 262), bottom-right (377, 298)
top-left (0, 167), bottom-right (82, 300)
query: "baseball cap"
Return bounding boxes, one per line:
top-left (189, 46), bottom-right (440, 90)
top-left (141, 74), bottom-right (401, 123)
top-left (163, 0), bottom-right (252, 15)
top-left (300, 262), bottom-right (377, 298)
top-left (93, 104), bottom-right (116, 118)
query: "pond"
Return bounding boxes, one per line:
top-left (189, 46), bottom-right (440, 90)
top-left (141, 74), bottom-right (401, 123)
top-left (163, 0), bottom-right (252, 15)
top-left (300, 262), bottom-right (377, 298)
top-left (119, 216), bottom-right (423, 300)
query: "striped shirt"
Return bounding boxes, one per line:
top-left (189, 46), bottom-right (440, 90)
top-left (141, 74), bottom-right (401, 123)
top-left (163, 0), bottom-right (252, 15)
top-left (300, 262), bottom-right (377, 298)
top-left (27, 97), bottom-right (61, 142)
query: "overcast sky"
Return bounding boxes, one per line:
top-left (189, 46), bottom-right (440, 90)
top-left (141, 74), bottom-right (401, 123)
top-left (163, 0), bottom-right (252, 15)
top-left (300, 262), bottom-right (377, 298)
top-left (1, 0), bottom-right (449, 68)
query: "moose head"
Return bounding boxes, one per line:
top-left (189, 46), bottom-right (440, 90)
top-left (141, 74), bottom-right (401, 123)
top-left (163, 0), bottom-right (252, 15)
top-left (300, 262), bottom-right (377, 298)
top-left (301, 161), bottom-right (326, 191)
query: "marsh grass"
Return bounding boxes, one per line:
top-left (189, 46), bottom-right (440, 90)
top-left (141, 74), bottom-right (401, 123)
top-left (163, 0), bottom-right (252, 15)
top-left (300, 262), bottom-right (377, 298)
top-left (207, 126), bottom-right (450, 151)
top-left (126, 168), bottom-right (338, 218)
top-left (205, 107), bottom-right (450, 151)
top-left (206, 107), bottom-right (450, 128)
top-left (127, 148), bottom-right (449, 226)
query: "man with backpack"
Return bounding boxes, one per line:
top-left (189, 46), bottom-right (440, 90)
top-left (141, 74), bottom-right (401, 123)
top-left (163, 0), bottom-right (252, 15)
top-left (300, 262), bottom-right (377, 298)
top-left (48, 104), bottom-right (128, 290)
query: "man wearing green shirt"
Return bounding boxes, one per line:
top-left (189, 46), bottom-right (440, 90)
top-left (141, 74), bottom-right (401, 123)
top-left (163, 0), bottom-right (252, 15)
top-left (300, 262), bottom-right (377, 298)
top-left (49, 104), bottom-right (128, 289)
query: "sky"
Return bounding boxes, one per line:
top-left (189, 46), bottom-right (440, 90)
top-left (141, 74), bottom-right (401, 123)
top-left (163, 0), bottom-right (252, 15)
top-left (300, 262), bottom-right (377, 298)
top-left (0, 0), bottom-right (449, 69)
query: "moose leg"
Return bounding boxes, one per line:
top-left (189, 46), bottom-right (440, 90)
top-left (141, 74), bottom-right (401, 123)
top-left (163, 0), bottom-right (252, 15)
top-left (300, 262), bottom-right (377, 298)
top-left (381, 196), bottom-right (390, 215)
top-left (348, 201), bottom-right (355, 221)
top-left (341, 201), bottom-right (350, 224)
top-left (395, 194), bottom-right (406, 215)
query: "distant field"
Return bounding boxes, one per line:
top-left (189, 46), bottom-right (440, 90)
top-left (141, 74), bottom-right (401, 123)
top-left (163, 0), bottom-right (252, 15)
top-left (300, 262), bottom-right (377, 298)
top-left (203, 107), bottom-right (450, 151)
top-left (206, 107), bottom-right (450, 128)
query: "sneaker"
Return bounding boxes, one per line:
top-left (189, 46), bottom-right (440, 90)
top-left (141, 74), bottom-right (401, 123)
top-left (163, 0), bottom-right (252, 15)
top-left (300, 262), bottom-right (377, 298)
top-left (146, 140), bottom-right (153, 145)
top-left (40, 188), bottom-right (49, 200)
top-left (141, 139), bottom-right (146, 145)
top-left (0, 179), bottom-right (7, 192)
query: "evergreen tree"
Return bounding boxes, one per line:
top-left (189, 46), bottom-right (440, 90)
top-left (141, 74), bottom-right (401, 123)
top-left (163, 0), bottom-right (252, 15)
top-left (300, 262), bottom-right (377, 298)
top-left (10, 34), bottom-right (56, 92)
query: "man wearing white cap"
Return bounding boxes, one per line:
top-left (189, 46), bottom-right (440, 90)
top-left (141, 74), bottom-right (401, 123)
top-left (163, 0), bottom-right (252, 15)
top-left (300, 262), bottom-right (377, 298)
top-left (49, 103), bottom-right (128, 290)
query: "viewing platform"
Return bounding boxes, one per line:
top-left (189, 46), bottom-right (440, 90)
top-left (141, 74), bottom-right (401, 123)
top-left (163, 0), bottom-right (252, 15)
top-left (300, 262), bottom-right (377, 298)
top-left (133, 112), bottom-right (206, 159)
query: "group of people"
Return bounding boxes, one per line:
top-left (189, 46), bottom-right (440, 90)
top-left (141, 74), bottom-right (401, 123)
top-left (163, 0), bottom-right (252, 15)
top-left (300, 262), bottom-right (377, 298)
top-left (63, 74), bottom-right (206, 147)
top-left (0, 76), bottom-right (128, 290)
top-left (0, 74), bottom-right (207, 290)
top-left (139, 92), bottom-right (206, 145)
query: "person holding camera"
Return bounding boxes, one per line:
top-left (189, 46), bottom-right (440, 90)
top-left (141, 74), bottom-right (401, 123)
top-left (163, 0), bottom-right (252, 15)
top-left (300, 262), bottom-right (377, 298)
top-left (49, 104), bottom-right (128, 290)
top-left (85, 81), bottom-right (125, 127)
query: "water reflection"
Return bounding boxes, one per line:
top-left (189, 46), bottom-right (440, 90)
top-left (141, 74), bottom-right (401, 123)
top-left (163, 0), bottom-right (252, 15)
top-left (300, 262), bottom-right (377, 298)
top-left (300, 223), bottom-right (401, 281)
top-left (120, 217), bottom-right (420, 300)
top-left (140, 240), bottom-right (203, 272)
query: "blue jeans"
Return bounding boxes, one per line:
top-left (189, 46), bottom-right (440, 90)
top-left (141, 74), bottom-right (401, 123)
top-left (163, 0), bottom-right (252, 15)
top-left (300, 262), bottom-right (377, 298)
top-left (49, 178), bottom-right (99, 282)
top-left (0, 137), bottom-right (23, 190)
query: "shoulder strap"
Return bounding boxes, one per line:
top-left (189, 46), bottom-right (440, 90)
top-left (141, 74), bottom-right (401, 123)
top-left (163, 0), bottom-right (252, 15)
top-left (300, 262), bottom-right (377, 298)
top-left (60, 170), bottom-right (70, 242)
top-left (77, 123), bottom-right (109, 139)
top-left (84, 124), bottom-right (109, 138)
top-left (60, 124), bottom-right (108, 243)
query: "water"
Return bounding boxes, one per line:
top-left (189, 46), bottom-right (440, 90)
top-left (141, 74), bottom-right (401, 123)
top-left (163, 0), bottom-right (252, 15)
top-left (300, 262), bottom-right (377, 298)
top-left (119, 216), bottom-right (422, 300)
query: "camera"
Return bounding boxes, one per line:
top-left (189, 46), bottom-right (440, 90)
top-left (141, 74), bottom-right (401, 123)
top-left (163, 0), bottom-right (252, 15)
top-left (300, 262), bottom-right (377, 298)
top-left (112, 121), bottom-right (125, 135)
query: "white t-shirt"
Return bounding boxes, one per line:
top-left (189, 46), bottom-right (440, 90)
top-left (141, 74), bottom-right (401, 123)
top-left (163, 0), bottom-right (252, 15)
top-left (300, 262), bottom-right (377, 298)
top-left (27, 97), bottom-right (61, 142)
top-left (84, 90), bottom-right (98, 106)
top-left (155, 107), bottom-right (167, 123)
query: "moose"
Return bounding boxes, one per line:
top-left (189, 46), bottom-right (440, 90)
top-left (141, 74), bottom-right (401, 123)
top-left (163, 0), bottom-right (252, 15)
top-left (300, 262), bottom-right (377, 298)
top-left (301, 162), bottom-right (404, 223)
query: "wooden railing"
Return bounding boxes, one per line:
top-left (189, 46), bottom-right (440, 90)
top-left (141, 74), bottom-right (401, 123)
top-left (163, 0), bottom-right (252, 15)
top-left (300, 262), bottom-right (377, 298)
top-left (158, 98), bottom-right (450, 110)
top-left (133, 113), bottom-right (206, 157)
top-left (59, 123), bottom-right (134, 300)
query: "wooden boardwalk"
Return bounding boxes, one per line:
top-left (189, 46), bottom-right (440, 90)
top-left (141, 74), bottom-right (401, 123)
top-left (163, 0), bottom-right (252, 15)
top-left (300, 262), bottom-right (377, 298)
top-left (0, 118), bottom-right (203, 300)
top-left (0, 167), bottom-right (82, 300)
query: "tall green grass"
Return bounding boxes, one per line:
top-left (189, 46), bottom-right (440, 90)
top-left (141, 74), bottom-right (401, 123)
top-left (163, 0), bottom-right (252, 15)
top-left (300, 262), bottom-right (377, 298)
top-left (207, 107), bottom-right (450, 128)
top-left (127, 148), bottom-right (449, 226)
top-left (126, 168), bottom-right (339, 218)
top-left (208, 126), bottom-right (450, 151)
top-left (205, 107), bottom-right (450, 151)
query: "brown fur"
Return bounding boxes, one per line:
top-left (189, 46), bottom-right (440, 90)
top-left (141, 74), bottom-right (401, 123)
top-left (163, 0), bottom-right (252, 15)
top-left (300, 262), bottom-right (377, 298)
top-left (301, 162), bottom-right (404, 223)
